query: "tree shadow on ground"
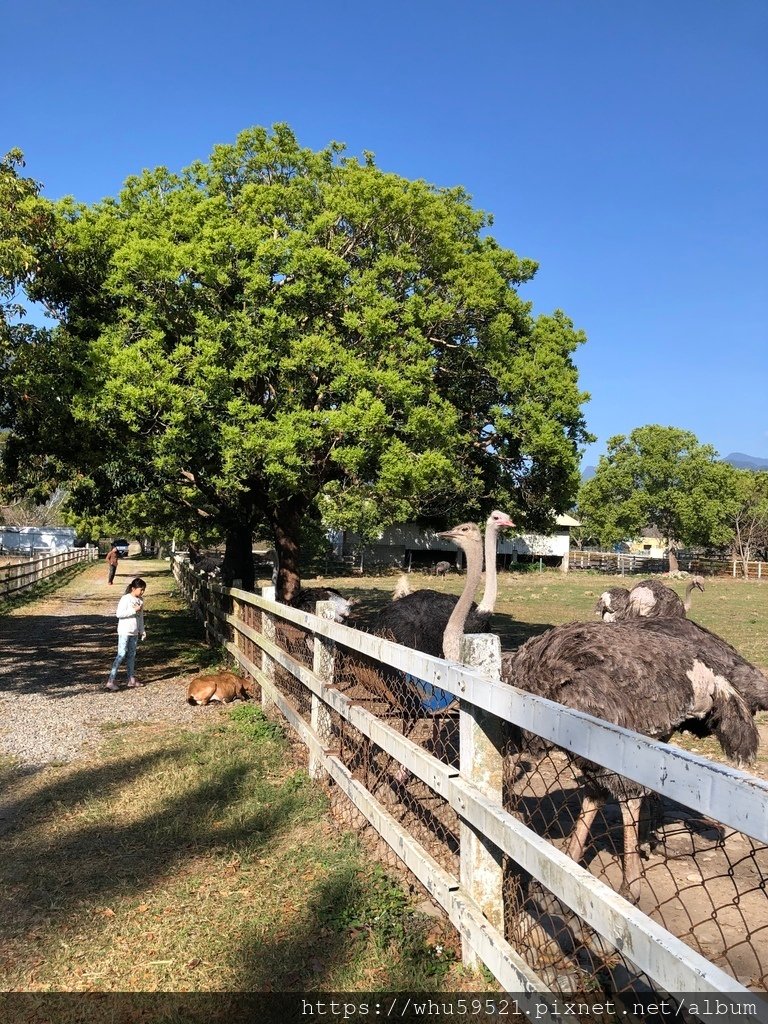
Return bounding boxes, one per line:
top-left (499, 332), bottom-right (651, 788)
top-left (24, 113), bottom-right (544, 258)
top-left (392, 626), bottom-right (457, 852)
top-left (232, 870), bottom-right (445, 993)
top-left (0, 743), bottom-right (307, 941)
top-left (0, 607), bottom-right (213, 698)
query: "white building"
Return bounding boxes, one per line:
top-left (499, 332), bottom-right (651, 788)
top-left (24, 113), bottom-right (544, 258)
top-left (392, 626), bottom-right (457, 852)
top-left (0, 526), bottom-right (77, 555)
top-left (498, 514), bottom-right (580, 572)
top-left (339, 514), bottom-right (580, 572)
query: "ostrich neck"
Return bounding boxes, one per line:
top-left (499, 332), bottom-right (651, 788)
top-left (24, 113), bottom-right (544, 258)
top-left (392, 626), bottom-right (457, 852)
top-left (477, 522), bottom-right (500, 614)
top-left (443, 539), bottom-right (484, 662)
top-left (684, 582), bottom-right (694, 612)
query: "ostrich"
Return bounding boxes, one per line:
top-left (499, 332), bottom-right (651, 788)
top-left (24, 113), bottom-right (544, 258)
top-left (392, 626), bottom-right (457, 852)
top-left (592, 586), bottom-right (630, 622)
top-left (287, 586), bottom-right (356, 624)
top-left (439, 528), bottom-right (758, 902)
top-left (595, 576), bottom-right (704, 621)
top-left (370, 510), bottom-right (515, 655)
top-left (434, 560), bottom-right (453, 577)
top-left (632, 616), bottom-right (768, 718)
top-left (627, 576), bottom-right (705, 617)
top-left (363, 515), bottom-right (510, 779)
top-left (596, 576), bottom-right (768, 750)
top-left (187, 542), bottom-right (224, 578)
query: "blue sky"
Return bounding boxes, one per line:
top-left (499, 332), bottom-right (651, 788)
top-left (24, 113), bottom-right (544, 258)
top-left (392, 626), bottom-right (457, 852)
top-left (3, 0), bottom-right (766, 464)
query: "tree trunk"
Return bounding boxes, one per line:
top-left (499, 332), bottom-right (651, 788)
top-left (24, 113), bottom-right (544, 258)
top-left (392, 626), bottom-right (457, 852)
top-left (667, 544), bottom-right (679, 574)
top-left (271, 498), bottom-right (304, 602)
top-left (222, 522), bottom-right (255, 591)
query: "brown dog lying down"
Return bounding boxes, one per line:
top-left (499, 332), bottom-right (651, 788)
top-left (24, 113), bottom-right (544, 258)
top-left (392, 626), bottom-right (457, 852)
top-left (186, 671), bottom-right (251, 706)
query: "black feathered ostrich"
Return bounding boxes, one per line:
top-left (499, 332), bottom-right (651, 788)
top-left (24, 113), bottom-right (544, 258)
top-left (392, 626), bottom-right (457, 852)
top-left (287, 587), bottom-right (356, 623)
top-left (596, 579), bottom-right (768, 721)
top-left (371, 510), bottom-right (514, 655)
top-left (439, 524), bottom-right (759, 903)
top-left (595, 576), bottom-right (704, 621)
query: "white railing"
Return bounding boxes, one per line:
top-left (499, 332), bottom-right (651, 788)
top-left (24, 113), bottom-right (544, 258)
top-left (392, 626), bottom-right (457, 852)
top-left (172, 557), bottom-right (768, 1020)
top-left (0, 547), bottom-right (97, 598)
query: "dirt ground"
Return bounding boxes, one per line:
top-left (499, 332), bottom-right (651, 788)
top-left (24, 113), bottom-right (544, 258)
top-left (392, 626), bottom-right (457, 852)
top-left (0, 558), bottom-right (209, 767)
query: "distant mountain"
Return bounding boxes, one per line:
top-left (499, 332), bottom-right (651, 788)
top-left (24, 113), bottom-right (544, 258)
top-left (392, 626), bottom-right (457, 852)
top-left (581, 465), bottom-right (596, 482)
top-left (723, 452), bottom-right (768, 470)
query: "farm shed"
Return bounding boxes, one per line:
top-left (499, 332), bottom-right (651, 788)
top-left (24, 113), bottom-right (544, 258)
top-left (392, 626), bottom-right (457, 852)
top-left (336, 514), bottom-right (580, 572)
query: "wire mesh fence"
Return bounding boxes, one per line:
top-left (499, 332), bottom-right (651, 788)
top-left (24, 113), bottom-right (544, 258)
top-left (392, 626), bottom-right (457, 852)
top-left (170, 559), bottom-right (768, 1006)
top-left (502, 730), bottom-right (768, 993)
top-left (330, 639), bottom-right (461, 879)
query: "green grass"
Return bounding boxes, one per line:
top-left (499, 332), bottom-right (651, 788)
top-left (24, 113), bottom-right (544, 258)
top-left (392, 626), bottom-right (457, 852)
top-left (307, 566), bottom-right (768, 671)
top-left (0, 561), bottom-right (93, 616)
top-left (0, 709), bottom-right (465, 993)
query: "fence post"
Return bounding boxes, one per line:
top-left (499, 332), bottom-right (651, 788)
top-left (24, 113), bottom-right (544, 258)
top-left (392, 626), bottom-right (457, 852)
top-left (458, 632), bottom-right (504, 966)
top-left (309, 601), bottom-right (337, 780)
top-left (261, 585), bottom-right (277, 712)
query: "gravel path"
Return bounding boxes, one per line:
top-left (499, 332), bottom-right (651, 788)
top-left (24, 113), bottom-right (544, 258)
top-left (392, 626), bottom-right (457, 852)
top-left (0, 559), bottom-right (204, 767)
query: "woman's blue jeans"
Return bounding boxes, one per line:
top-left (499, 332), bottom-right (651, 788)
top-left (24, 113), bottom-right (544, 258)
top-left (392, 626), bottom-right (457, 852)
top-left (109, 634), bottom-right (138, 682)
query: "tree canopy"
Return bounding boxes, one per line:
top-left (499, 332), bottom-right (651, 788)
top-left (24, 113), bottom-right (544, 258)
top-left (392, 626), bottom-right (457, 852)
top-left (727, 468), bottom-right (768, 575)
top-left (576, 424), bottom-right (739, 569)
top-left (0, 125), bottom-right (592, 595)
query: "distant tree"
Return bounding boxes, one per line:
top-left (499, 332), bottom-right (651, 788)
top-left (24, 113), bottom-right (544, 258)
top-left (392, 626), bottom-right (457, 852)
top-left (0, 127), bottom-right (592, 596)
top-left (568, 523), bottom-right (598, 551)
top-left (1, 487), bottom-right (68, 527)
top-left (577, 425), bottom-right (738, 571)
top-left (727, 469), bottom-right (768, 577)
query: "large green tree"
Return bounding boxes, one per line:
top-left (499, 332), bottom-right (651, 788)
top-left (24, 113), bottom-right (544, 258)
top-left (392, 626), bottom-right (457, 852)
top-left (577, 424), bottom-right (738, 570)
top-left (0, 126), bottom-right (591, 596)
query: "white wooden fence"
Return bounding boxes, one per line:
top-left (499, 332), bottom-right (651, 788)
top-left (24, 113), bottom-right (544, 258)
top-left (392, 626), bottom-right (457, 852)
top-left (0, 547), bottom-right (97, 598)
top-left (172, 557), bottom-right (768, 1021)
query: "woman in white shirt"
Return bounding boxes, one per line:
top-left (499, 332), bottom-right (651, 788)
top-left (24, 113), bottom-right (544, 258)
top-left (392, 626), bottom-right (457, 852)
top-left (106, 577), bottom-right (147, 691)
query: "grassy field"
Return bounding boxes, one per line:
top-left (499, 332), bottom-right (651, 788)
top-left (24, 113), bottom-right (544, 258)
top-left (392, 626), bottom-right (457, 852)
top-left (316, 566), bottom-right (768, 671)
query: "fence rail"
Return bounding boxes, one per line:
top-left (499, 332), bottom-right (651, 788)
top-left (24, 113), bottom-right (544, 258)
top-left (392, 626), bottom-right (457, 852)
top-left (0, 547), bottom-right (97, 598)
top-left (172, 556), bottom-right (768, 1019)
top-left (569, 550), bottom-right (767, 579)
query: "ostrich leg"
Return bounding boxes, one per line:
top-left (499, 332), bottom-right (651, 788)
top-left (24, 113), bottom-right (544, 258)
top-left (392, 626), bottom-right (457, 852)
top-left (565, 794), bottom-right (601, 864)
top-left (620, 797), bottom-right (644, 903)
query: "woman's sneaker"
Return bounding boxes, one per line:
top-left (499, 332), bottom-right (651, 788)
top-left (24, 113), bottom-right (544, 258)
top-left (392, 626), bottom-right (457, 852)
top-left (127, 679), bottom-right (143, 688)
top-left (106, 680), bottom-right (119, 692)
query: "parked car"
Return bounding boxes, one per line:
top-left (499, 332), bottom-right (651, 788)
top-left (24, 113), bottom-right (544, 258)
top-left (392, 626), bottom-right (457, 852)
top-left (112, 539), bottom-right (130, 557)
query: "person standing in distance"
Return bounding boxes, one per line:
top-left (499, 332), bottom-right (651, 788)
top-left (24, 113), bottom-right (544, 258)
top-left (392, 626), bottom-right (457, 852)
top-left (105, 542), bottom-right (120, 585)
top-left (106, 577), bottom-right (147, 691)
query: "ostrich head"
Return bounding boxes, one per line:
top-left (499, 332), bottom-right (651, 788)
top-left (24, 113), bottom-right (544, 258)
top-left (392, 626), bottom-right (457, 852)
top-left (488, 510), bottom-right (515, 530)
top-left (594, 587), bottom-right (630, 622)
